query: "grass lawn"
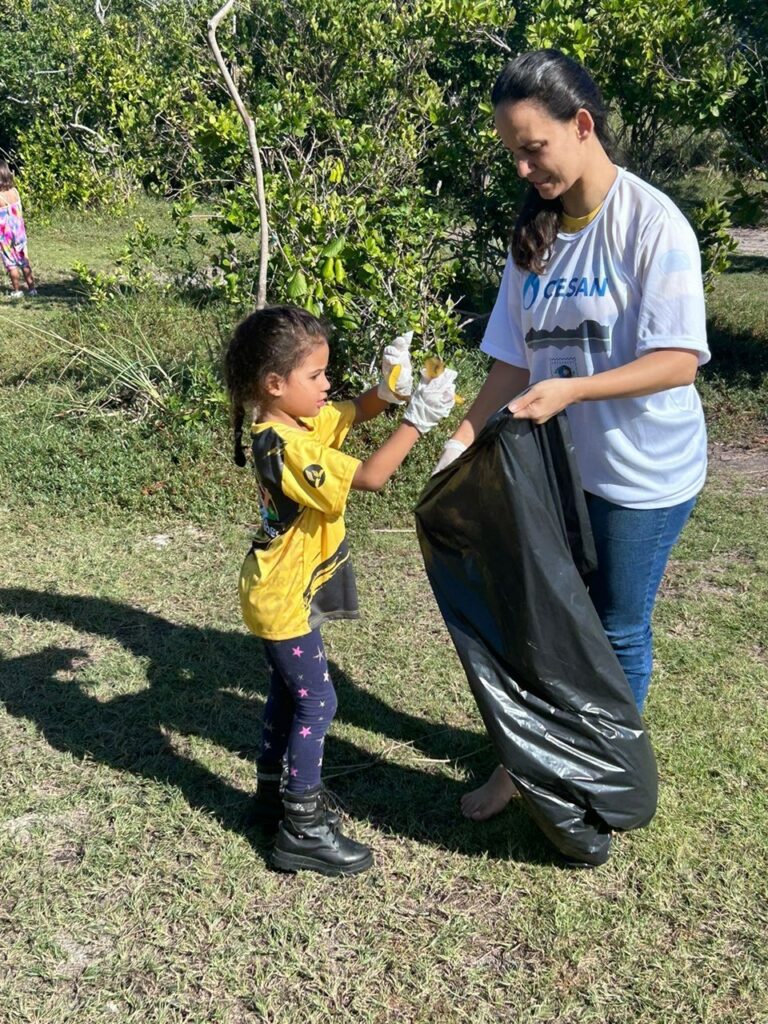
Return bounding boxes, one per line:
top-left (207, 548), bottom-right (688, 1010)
top-left (0, 208), bottom-right (767, 1022)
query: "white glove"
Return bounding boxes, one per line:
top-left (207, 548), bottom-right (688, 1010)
top-left (431, 438), bottom-right (467, 475)
top-left (377, 330), bottom-right (414, 405)
top-left (404, 367), bottom-right (457, 435)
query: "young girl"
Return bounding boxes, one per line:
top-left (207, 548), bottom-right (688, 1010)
top-left (224, 304), bottom-right (456, 876)
top-left (0, 160), bottom-right (37, 299)
top-left (435, 49), bottom-right (710, 822)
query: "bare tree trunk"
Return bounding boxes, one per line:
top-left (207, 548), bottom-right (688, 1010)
top-left (207, 0), bottom-right (269, 308)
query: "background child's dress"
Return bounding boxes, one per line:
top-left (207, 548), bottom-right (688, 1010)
top-left (0, 189), bottom-right (31, 270)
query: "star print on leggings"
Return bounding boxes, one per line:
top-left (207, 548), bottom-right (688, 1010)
top-left (260, 630), bottom-right (335, 792)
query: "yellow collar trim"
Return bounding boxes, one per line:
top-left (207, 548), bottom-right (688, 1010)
top-left (560, 202), bottom-right (604, 233)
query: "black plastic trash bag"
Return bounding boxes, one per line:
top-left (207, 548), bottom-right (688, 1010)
top-left (415, 409), bottom-right (658, 866)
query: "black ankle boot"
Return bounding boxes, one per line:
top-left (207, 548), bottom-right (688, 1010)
top-left (245, 768), bottom-right (283, 829)
top-left (272, 786), bottom-right (373, 876)
top-left (246, 770), bottom-right (341, 830)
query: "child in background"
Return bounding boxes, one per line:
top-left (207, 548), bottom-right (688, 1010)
top-left (224, 304), bottom-right (456, 876)
top-left (0, 160), bottom-right (37, 299)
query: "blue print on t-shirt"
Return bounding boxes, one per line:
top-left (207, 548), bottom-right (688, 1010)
top-left (659, 249), bottom-right (692, 274)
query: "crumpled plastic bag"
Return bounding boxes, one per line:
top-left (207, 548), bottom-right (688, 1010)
top-left (415, 409), bottom-right (658, 866)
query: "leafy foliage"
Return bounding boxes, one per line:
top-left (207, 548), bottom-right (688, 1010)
top-left (3, 0), bottom-right (763, 378)
top-left (688, 198), bottom-right (739, 291)
top-left (2, 0), bottom-right (220, 208)
top-left (522, 0), bottom-right (748, 178)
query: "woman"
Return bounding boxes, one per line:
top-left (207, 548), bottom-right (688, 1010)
top-left (436, 50), bottom-right (710, 821)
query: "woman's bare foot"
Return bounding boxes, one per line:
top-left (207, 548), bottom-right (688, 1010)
top-left (460, 764), bottom-right (519, 821)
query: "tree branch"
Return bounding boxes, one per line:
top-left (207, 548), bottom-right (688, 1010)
top-left (67, 118), bottom-right (115, 156)
top-left (207, 0), bottom-right (269, 308)
top-left (471, 28), bottom-right (512, 53)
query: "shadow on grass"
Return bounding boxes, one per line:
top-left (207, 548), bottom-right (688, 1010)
top-left (724, 253), bottom-right (768, 275)
top-left (0, 587), bottom-right (557, 867)
top-left (3, 276), bottom-right (88, 310)
top-left (705, 251), bottom-right (768, 393)
top-left (703, 322), bottom-right (768, 391)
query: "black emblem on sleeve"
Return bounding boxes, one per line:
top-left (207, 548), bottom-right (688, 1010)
top-left (303, 464), bottom-right (326, 487)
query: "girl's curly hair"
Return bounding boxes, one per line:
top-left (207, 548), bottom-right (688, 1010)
top-left (223, 305), bottom-right (328, 466)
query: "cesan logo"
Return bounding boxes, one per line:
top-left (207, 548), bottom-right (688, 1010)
top-left (522, 272), bottom-right (608, 307)
top-left (522, 273), bottom-right (540, 310)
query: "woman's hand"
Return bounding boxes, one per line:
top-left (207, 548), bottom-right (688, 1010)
top-left (508, 378), bottom-right (580, 424)
top-left (431, 438), bottom-right (467, 476)
top-left (508, 350), bottom-right (700, 425)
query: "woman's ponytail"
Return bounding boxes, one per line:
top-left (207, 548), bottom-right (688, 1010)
top-left (511, 191), bottom-right (562, 277)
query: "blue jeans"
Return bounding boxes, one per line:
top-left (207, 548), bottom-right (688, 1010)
top-left (584, 493), bottom-right (697, 712)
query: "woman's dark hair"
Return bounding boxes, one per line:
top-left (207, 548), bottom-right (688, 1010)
top-left (224, 304), bottom-right (328, 466)
top-left (0, 160), bottom-right (15, 191)
top-left (491, 49), bottom-right (614, 274)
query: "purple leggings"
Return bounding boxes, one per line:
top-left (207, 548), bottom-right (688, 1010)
top-left (258, 629), bottom-right (338, 793)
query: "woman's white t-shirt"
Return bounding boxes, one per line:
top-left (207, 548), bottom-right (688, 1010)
top-left (480, 167), bottom-right (710, 509)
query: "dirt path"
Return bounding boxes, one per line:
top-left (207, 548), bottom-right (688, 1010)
top-left (708, 441), bottom-right (768, 495)
top-left (731, 227), bottom-right (768, 258)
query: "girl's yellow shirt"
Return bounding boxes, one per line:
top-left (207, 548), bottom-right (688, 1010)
top-left (239, 401), bottom-right (362, 640)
